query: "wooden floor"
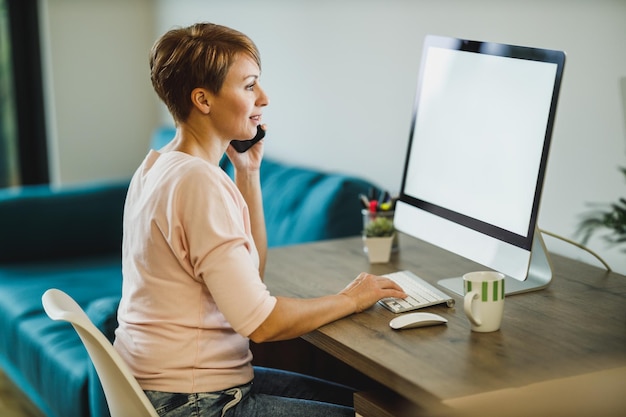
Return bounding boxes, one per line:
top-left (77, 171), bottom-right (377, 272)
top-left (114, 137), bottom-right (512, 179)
top-left (0, 369), bottom-right (44, 417)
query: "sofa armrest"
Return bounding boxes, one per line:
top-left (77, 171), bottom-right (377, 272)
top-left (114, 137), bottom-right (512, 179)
top-left (0, 181), bottom-right (129, 263)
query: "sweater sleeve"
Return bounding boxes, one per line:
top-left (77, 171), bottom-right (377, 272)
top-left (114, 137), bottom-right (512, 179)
top-left (176, 165), bottom-right (276, 337)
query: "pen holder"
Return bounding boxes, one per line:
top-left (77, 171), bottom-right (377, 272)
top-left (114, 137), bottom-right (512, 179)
top-left (362, 209), bottom-right (399, 253)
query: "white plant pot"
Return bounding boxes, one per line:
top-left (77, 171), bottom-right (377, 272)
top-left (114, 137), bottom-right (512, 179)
top-left (363, 234), bottom-right (395, 263)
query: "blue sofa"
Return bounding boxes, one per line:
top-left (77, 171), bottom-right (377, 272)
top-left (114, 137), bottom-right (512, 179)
top-left (0, 129), bottom-right (376, 417)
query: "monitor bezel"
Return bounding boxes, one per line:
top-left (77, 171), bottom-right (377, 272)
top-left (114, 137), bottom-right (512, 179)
top-left (396, 35), bottom-right (565, 282)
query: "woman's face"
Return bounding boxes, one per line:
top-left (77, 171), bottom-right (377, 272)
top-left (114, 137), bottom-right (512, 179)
top-left (209, 53), bottom-right (269, 141)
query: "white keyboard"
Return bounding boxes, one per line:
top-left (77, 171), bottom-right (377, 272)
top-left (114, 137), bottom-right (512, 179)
top-left (379, 270), bottom-right (455, 313)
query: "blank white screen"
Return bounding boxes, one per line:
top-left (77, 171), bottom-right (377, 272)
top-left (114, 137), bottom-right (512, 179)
top-left (404, 48), bottom-right (557, 237)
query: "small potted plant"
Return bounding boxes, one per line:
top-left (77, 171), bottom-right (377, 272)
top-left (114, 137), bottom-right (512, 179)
top-left (363, 216), bottom-right (396, 263)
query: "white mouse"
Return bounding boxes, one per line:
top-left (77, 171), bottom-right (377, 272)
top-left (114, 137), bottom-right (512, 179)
top-left (389, 312), bottom-right (448, 330)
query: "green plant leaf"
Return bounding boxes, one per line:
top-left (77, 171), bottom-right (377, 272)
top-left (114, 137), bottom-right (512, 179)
top-left (576, 166), bottom-right (626, 252)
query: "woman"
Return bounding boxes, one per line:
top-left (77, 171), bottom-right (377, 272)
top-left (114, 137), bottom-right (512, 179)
top-left (114, 22), bottom-right (406, 417)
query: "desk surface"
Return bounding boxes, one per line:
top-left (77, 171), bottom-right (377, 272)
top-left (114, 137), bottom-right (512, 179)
top-left (264, 234), bottom-right (626, 407)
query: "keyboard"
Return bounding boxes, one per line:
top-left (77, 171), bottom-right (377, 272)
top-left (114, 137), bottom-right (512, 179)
top-left (379, 270), bottom-right (455, 313)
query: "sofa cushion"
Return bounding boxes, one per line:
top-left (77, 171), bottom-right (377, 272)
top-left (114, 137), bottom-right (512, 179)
top-left (85, 296), bottom-right (120, 343)
top-left (0, 256), bottom-right (122, 417)
top-left (17, 315), bottom-right (91, 417)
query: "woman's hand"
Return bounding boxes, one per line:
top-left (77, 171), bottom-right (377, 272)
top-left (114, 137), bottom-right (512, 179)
top-left (339, 272), bottom-right (407, 313)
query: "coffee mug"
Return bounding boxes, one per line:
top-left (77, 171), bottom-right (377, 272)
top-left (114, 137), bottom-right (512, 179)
top-left (463, 271), bottom-right (505, 332)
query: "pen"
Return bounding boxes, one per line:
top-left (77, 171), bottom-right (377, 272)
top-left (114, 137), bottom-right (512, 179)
top-left (359, 194), bottom-right (370, 209)
top-left (368, 187), bottom-right (377, 202)
top-left (378, 190), bottom-right (390, 207)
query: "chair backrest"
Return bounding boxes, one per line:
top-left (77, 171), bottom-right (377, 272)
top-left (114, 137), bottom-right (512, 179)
top-left (42, 289), bottom-right (158, 417)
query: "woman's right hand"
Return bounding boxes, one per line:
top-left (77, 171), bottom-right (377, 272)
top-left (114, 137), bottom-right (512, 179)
top-left (339, 272), bottom-right (407, 313)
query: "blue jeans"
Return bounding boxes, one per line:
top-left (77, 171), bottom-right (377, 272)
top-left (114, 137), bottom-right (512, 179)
top-left (144, 367), bottom-right (355, 417)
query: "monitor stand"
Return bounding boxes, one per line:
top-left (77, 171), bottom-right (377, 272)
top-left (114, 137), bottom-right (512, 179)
top-left (437, 230), bottom-right (553, 296)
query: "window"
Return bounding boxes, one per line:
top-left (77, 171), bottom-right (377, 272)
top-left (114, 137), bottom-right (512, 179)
top-left (0, 0), bottom-right (18, 187)
top-left (0, 0), bottom-right (48, 188)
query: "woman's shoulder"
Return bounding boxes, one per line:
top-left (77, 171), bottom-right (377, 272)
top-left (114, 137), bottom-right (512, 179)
top-left (154, 151), bottom-right (230, 183)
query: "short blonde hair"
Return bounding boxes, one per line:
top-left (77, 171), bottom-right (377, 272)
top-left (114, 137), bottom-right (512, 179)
top-left (149, 22), bottom-right (261, 123)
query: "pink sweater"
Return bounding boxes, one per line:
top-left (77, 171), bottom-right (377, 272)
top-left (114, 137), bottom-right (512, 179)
top-left (114, 150), bottom-right (277, 393)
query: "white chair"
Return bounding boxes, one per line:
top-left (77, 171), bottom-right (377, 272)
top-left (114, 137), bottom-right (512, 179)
top-left (42, 289), bottom-right (158, 417)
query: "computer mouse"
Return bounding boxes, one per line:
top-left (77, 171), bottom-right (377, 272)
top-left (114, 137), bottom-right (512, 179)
top-left (389, 312), bottom-right (448, 330)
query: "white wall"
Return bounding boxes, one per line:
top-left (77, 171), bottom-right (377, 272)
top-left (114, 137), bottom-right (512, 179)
top-left (40, 0), bottom-right (158, 185)
top-left (41, 0), bottom-right (626, 274)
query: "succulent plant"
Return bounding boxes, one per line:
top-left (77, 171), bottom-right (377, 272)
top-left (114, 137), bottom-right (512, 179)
top-left (364, 216), bottom-right (395, 238)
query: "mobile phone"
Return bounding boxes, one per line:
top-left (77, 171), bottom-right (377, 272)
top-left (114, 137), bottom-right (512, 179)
top-left (231, 125), bottom-right (266, 153)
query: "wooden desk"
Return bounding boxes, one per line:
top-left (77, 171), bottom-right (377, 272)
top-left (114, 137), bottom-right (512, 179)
top-left (262, 234), bottom-right (626, 415)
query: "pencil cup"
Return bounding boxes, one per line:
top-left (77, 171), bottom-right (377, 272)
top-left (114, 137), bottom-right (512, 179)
top-left (362, 209), bottom-right (399, 252)
top-left (463, 271), bottom-right (505, 332)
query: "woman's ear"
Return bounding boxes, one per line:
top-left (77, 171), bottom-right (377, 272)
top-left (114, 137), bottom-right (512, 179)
top-left (191, 88), bottom-right (211, 114)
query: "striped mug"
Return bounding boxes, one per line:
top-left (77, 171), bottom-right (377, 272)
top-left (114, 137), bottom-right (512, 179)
top-left (463, 271), bottom-right (505, 332)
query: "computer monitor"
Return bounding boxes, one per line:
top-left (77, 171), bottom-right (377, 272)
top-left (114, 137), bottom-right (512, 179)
top-left (394, 35), bottom-right (565, 295)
